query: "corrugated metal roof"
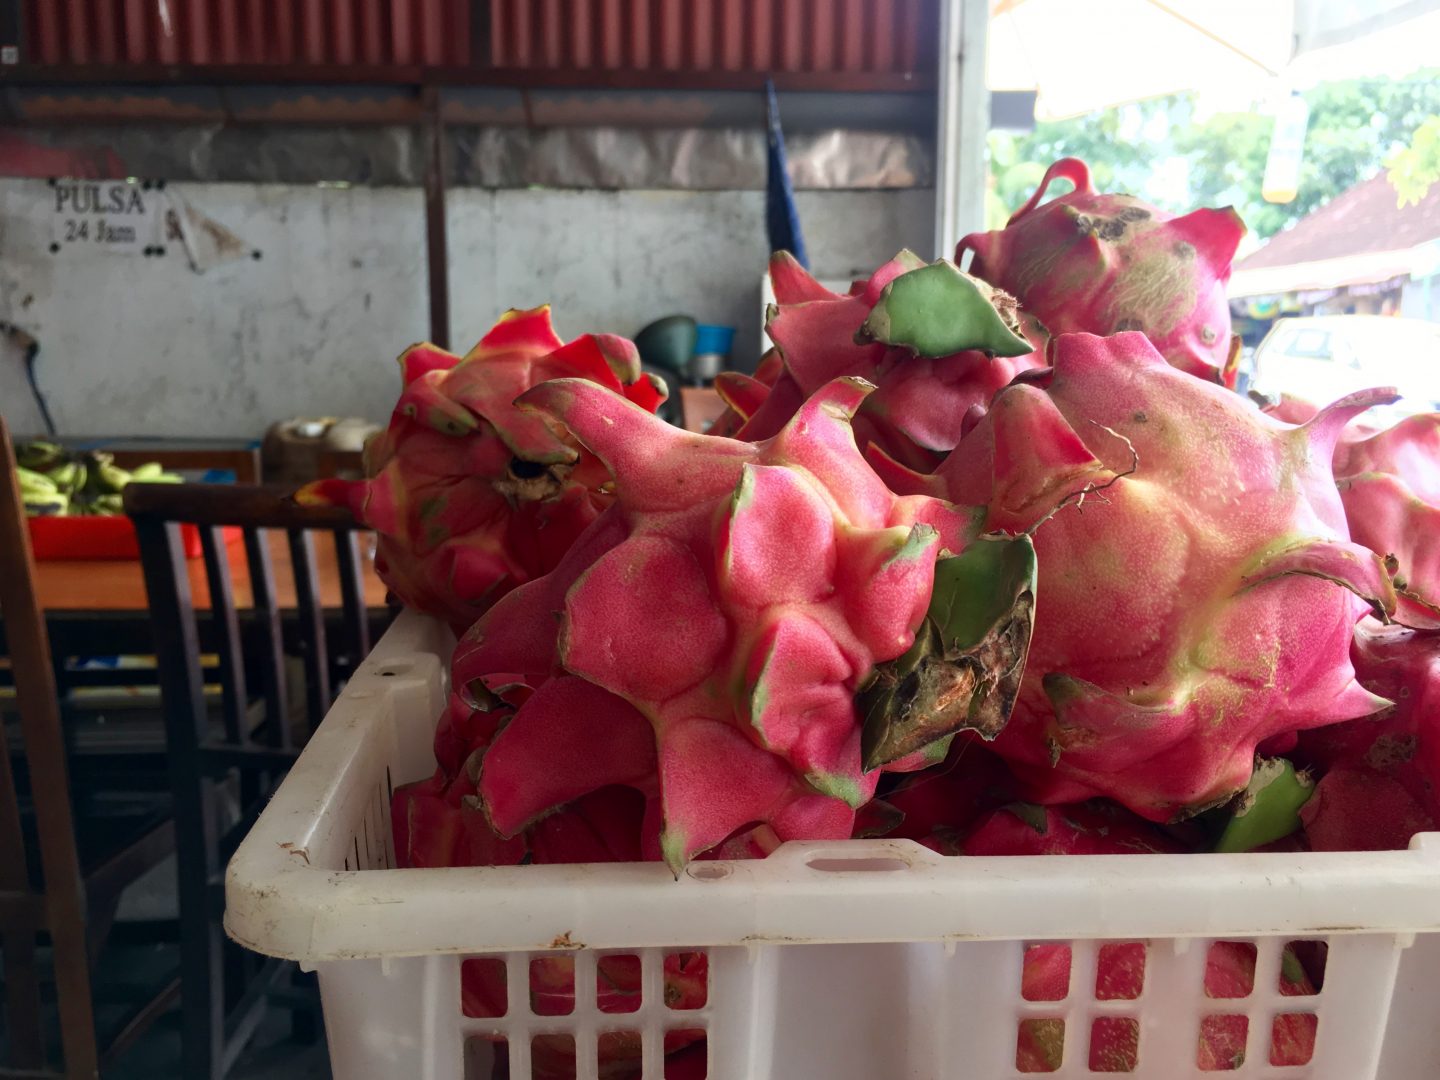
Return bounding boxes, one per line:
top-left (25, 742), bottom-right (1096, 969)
top-left (19, 0), bottom-right (939, 80)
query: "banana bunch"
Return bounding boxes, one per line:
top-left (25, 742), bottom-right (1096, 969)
top-left (15, 441), bottom-right (183, 517)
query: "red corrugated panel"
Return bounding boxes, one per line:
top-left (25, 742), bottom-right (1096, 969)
top-left (746, 0), bottom-right (773, 70)
top-left (567, 0), bottom-right (592, 69)
top-left (359, 0), bottom-right (384, 64)
top-left (238, 0), bottom-right (261, 62)
top-left (390, 0), bottom-right (413, 65)
top-left (91, 0), bottom-right (120, 63)
top-left (810, 0), bottom-right (837, 72)
top-left (716, 0), bottom-right (742, 71)
top-left (595, 0), bottom-right (621, 69)
top-left (213, 0), bottom-right (238, 62)
top-left (543, 0), bottom-right (565, 69)
top-left (299, 0), bottom-right (324, 64)
top-left (838, 0), bottom-right (862, 71)
top-left (327, 0), bottom-right (354, 64)
top-left (624, 0), bottom-right (649, 69)
top-left (66, 0), bottom-right (91, 63)
top-left (446, 0), bottom-right (468, 66)
top-left (417, 0), bottom-right (442, 65)
top-left (33, 0), bottom-right (61, 63)
top-left (154, 0), bottom-right (180, 64)
top-left (872, 0), bottom-right (898, 72)
top-left (186, 0), bottom-right (212, 64)
top-left (121, 0), bottom-right (146, 62)
top-left (779, 0), bottom-right (804, 73)
top-left (18, 0), bottom-right (933, 77)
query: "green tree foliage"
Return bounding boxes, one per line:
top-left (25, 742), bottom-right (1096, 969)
top-left (1387, 116), bottom-right (1440, 206)
top-left (988, 70), bottom-right (1440, 238)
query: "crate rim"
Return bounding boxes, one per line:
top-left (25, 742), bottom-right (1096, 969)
top-left (225, 610), bottom-right (1440, 966)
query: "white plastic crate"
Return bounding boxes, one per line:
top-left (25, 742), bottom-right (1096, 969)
top-left (226, 611), bottom-right (1440, 1079)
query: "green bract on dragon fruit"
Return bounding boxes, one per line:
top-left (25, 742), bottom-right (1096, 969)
top-left (303, 156), bottom-right (1436, 1080)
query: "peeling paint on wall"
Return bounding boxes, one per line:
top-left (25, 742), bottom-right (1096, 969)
top-left (0, 179), bottom-right (932, 439)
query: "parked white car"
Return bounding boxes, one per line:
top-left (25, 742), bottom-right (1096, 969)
top-left (1249, 315), bottom-right (1440, 423)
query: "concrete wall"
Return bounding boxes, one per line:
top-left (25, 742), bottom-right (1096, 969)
top-left (0, 179), bottom-right (933, 438)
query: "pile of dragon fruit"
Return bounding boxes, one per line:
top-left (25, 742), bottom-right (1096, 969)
top-left (300, 158), bottom-right (1439, 1076)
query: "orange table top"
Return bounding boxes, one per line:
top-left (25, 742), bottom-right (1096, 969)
top-left (36, 529), bottom-right (390, 613)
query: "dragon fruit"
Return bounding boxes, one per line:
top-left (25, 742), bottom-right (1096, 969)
top-left (392, 691), bottom-right (653, 871)
top-left (297, 307), bottom-right (665, 632)
top-left (1017, 940), bottom-right (1317, 1071)
top-left (866, 744), bottom-right (1021, 853)
top-left (398, 697), bottom-right (701, 1079)
top-left (1297, 618), bottom-right (1440, 850)
top-left (1199, 942), bottom-right (1320, 1070)
top-left (963, 801), bottom-right (1187, 857)
top-left (1333, 413), bottom-right (1440, 629)
top-left (1301, 766), bottom-right (1435, 851)
top-left (452, 375), bottom-right (1043, 872)
top-left (926, 331), bottom-right (1397, 820)
top-left (1258, 392), bottom-right (1324, 425)
top-left (958, 158), bottom-right (1245, 385)
top-left (717, 253), bottom-right (1047, 471)
top-left (995, 792), bottom-right (1320, 1071)
top-left (461, 950), bottom-right (707, 1079)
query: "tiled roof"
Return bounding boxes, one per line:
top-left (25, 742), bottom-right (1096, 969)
top-left (1236, 170), bottom-right (1440, 271)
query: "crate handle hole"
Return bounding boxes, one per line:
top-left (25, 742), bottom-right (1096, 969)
top-left (806, 856), bottom-right (910, 873)
top-left (686, 864), bottom-right (732, 881)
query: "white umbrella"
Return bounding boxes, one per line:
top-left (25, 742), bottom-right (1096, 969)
top-left (987, 0), bottom-right (1296, 120)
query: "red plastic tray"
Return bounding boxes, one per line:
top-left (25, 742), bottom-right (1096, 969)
top-left (27, 515), bottom-right (239, 561)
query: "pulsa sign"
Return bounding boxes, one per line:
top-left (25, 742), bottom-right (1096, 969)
top-left (50, 180), bottom-right (162, 254)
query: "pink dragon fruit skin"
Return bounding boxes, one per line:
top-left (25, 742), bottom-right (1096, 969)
top-left (1259, 392), bottom-right (1385, 449)
top-left (1301, 766), bottom-right (1436, 851)
top-left (962, 802), bottom-right (1187, 857)
top-left (872, 745), bottom-right (1021, 852)
top-left (1298, 618), bottom-right (1440, 850)
top-left (932, 332), bottom-right (1398, 821)
top-left (1260, 393), bottom-right (1324, 425)
top-left (457, 376), bottom-right (978, 871)
top-left (1334, 412), bottom-right (1440, 502)
top-left (1333, 413), bottom-right (1440, 629)
top-left (297, 307), bottom-right (665, 634)
top-left (958, 157), bottom-right (1246, 386)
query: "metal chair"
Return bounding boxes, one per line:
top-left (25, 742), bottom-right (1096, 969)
top-left (0, 416), bottom-right (177, 1079)
top-left (123, 481), bottom-right (384, 1078)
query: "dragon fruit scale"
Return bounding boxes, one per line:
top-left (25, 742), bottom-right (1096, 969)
top-left (450, 375), bottom-right (1042, 872)
top-left (1297, 619), bottom-right (1440, 851)
top-left (1333, 412), bottom-right (1440, 630)
top-left (958, 157), bottom-right (1246, 386)
top-left (929, 331), bottom-right (1399, 821)
top-left (297, 306), bottom-right (666, 632)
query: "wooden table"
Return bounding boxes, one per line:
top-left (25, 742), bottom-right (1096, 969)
top-left (680, 386), bottom-right (729, 433)
top-left (1, 530), bottom-right (392, 664)
top-left (34, 530), bottom-right (389, 613)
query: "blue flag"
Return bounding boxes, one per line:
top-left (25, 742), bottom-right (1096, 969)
top-left (765, 80), bottom-right (808, 269)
